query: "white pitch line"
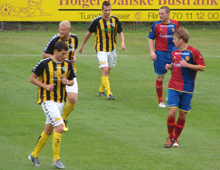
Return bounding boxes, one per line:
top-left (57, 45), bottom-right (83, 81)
top-left (0, 54), bottom-right (219, 58)
top-left (0, 54), bottom-right (147, 57)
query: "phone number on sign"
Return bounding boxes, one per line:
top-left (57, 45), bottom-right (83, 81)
top-left (171, 11), bottom-right (220, 21)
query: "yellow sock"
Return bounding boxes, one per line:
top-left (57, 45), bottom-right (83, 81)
top-left (32, 131), bottom-right (50, 158)
top-left (99, 80), bottom-right (104, 93)
top-left (99, 75), bottom-right (110, 92)
top-left (101, 76), bottom-right (112, 96)
top-left (62, 101), bottom-right (76, 120)
top-left (52, 132), bottom-right (62, 161)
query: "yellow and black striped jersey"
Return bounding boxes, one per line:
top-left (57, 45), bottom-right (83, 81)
top-left (89, 15), bottom-right (123, 52)
top-left (43, 33), bottom-right (78, 72)
top-left (32, 57), bottom-right (76, 104)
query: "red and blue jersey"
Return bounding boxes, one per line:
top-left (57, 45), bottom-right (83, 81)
top-left (148, 19), bottom-right (180, 52)
top-left (168, 46), bottom-right (206, 93)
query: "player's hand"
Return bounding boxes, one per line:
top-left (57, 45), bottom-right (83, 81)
top-left (46, 84), bottom-right (56, 91)
top-left (121, 43), bottom-right (125, 50)
top-left (61, 76), bottom-right (68, 85)
top-left (150, 52), bottom-right (157, 61)
top-left (79, 46), bottom-right (83, 53)
top-left (165, 63), bottom-right (173, 70)
top-left (71, 56), bottom-right (76, 64)
top-left (180, 59), bottom-right (188, 67)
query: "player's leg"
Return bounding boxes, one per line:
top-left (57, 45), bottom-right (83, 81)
top-left (173, 92), bottom-right (192, 147)
top-left (165, 89), bottom-right (179, 148)
top-left (154, 51), bottom-right (171, 107)
top-left (97, 51), bottom-right (114, 99)
top-left (62, 78), bottom-right (78, 132)
top-left (29, 122), bottom-right (52, 166)
top-left (31, 123), bottom-right (53, 156)
top-left (154, 56), bottom-right (166, 107)
top-left (101, 66), bottom-right (113, 97)
top-left (106, 49), bottom-right (117, 100)
top-left (29, 101), bottom-right (61, 166)
top-left (51, 102), bottom-right (66, 169)
top-left (173, 110), bottom-right (187, 147)
top-left (156, 76), bottom-right (165, 107)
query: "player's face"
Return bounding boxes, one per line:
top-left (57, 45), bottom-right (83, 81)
top-left (173, 35), bottom-right (181, 47)
top-left (55, 49), bottom-right (68, 62)
top-left (159, 9), bottom-right (170, 23)
top-left (102, 6), bottom-right (111, 20)
top-left (59, 25), bottom-right (70, 40)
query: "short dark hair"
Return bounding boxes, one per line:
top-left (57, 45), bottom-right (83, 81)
top-left (160, 6), bottom-right (170, 13)
top-left (102, 1), bottom-right (111, 9)
top-left (54, 41), bottom-right (68, 52)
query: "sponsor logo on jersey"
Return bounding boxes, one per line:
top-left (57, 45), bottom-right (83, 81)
top-left (185, 56), bottom-right (190, 61)
top-left (104, 27), bottom-right (114, 32)
top-left (174, 61), bottom-right (181, 67)
top-left (175, 52), bottom-right (190, 55)
top-left (159, 34), bottom-right (173, 38)
top-left (62, 66), bottom-right (67, 71)
top-left (70, 43), bottom-right (74, 48)
top-left (69, 48), bottom-right (75, 52)
top-left (160, 25), bottom-right (175, 28)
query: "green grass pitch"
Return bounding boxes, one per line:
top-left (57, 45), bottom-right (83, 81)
top-left (0, 27), bottom-right (220, 170)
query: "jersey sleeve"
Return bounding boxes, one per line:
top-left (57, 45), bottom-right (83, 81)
top-left (43, 36), bottom-right (57, 54)
top-left (88, 18), bottom-right (98, 33)
top-left (75, 36), bottom-right (78, 49)
top-left (32, 60), bottom-right (44, 76)
top-left (193, 49), bottom-right (206, 67)
top-left (148, 24), bottom-right (156, 40)
top-left (67, 61), bottom-right (76, 80)
top-left (116, 18), bottom-right (123, 33)
top-left (176, 21), bottom-right (180, 31)
top-left (71, 34), bottom-right (78, 49)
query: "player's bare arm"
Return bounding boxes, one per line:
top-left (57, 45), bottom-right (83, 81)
top-left (61, 77), bottom-right (74, 86)
top-left (30, 73), bottom-right (55, 91)
top-left (119, 32), bottom-right (125, 50)
top-left (180, 59), bottom-right (205, 71)
top-left (79, 32), bottom-right (92, 53)
top-left (42, 52), bottom-right (53, 59)
top-left (71, 49), bottom-right (77, 64)
top-left (148, 39), bottom-right (156, 60)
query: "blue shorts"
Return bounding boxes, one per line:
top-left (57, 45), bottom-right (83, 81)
top-left (154, 51), bottom-right (172, 76)
top-left (167, 89), bottom-right (193, 112)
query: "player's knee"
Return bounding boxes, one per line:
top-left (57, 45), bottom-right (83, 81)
top-left (157, 76), bottom-right (164, 81)
top-left (44, 129), bottom-right (53, 135)
top-left (179, 111), bottom-right (187, 120)
top-left (68, 98), bottom-right (77, 105)
top-left (54, 124), bottom-right (63, 134)
top-left (102, 67), bottom-right (109, 76)
top-left (67, 93), bottom-right (77, 104)
top-left (168, 110), bottom-right (176, 118)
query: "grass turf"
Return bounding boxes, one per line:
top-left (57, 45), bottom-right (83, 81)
top-left (0, 28), bottom-right (220, 170)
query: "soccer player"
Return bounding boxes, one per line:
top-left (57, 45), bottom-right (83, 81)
top-left (43, 20), bottom-right (78, 131)
top-left (164, 28), bottom-right (206, 148)
top-left (78, 0), bottom-right (125, 100)
top-left (29, 41), bottom-right (76, 169)
top-left (148, 6), bottom-right (180, 107)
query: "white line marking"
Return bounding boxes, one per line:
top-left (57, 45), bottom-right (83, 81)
top-left (0, 54), bottom-right (219, 58)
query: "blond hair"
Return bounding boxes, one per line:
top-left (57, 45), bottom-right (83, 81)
top-left (59, 20), bottom-right (71, 29)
